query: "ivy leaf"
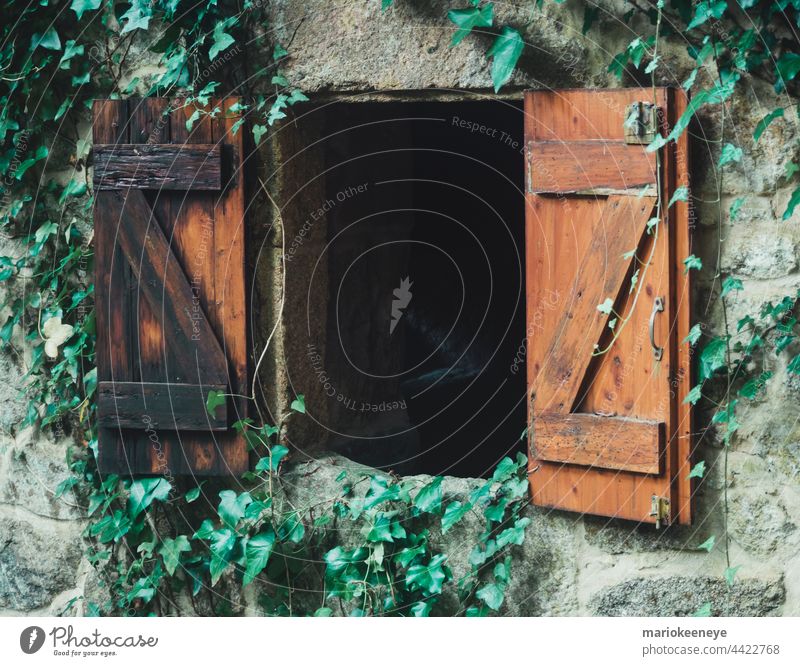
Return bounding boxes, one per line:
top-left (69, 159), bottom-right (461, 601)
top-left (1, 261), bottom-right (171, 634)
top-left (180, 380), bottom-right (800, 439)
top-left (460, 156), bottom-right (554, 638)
top-left (487, 27), bottom-right (524, 93)
top-left (243, 529), bottom-right (276, 585)
top-left (31, 28), bottom-right (61, 52)
top-left (70, 0), bottom-right (101, 19)
top-left (218, 490), bottom-right (253, 528)
top-left (687, 0), bottom-right (727, 31)
top-left (687, 460), bottom-right (706, 480)
top-left (669, 185), bottom-right (689, 207)
top-left (185, 484), bottom-right (205, 503)
top-left (787, 353), bottom-right (800, 375)
top-left (414, 477), bottom-right (443, 515)
top-left (775, 53), bottom-right (800, 92)
top-left (721, 276), bottom-right (743, 298)
top-left (495, 517), bottom-right (531, 547)
top-left (290, 394), bottom-right (306, 413)
top-left (158, 536), bottom-right (191, 576)
top-left (448, 5), bottom-right (493, 47)
top-left (254, 445), bottom-right (289, 473)
top-left (206, 389), bottom-right (226, 417)
top-left (209, 20), bottom-right (236, 60)
top-left (441, 500), bottom-right (472, 533)
top-left (754, 108), bottom-right (783, 142)
top-left (475, 582), bottom-right (505, 611)
top-left (683, 384), bottom-right (702, 405)
top-left (739, 372), bottom-right (772, 398)
top-left (208, 528), bottom-right (237, 585)
top-left (724, 565), bottom-right (741, 587)
top-left (782, 187), bottom-right (800, 221)
top-left (119, 0), bottom-right (152, 35)
top-left (699, 337), bottom-right (727, 381)
top-left (718, 143), bottom-right (742, 167)
top-left (697, 535), bottom-right (716, 552)
top-left (127, 478), bottom-right (172, 518)
top-left (683, 254), bottom-right (702, 273)
top-left (405, 554), bottom-right (449, 595)
top-left (252, 124), bottom-right (267, 145)
top-left (650, 79), bottom-right (736, 151)
top-left (684, 323), bottom-right (702, 346)
top-left (597, 297), bottom-right (614, 315)
top-left (693, 602), bottom-right (713, 617)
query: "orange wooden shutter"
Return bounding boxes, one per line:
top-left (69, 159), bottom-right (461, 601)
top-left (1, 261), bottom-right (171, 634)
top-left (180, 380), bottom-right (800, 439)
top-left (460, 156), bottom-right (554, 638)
top-left (525, 88), bottom-right (693, 525)
top-left (93, 98), bottom-right (249, 476)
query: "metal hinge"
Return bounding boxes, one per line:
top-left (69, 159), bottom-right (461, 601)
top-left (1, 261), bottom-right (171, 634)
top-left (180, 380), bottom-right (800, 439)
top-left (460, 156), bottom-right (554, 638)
top-left (624, 102), bottom-right (659, 145)
top-left (649, 495), bottom-right (671, 529)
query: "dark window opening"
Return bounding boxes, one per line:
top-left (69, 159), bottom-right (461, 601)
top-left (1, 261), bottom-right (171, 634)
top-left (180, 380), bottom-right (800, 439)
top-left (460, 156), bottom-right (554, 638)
top-left (320, 100), bottom-right (526, 478)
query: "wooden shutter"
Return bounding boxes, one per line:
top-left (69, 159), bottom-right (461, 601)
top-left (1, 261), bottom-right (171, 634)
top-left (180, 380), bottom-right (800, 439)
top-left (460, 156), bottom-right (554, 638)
top-left (93, 98), bottom-right (249, 476)
top-left (525, 88), bottom-right (693, 525)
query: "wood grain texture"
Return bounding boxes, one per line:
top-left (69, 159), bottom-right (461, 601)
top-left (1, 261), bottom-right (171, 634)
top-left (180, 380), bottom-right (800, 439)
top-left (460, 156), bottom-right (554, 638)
top-left (525, 88), bottom-right (683, 524)
top-left (94, 98), bottom-right (250, 476)
top-left (93, 144), bottom-right (221, 190)
top-left (533, 412), bottom-right (663, 474)
top-left (98, 382), bottom-right (227, 430)
top-left (528, 141), bottom-right (656, 193)
top-left (534, 194), bottom-right (656, 413)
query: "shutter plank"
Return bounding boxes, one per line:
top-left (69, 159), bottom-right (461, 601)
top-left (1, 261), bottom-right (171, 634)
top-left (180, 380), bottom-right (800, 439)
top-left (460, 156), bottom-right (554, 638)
top-left (93, 144), bottom-right (222, 190)
top-left (106, 188), bottom-right (229, 383)
top-left (98, 382), bottom-right (227, 431)
top-left (533, 412), bottom-right (663, 474)
top-left (529, 141), bottom-right (656, 193)
top-left (534, 194), bottom-right (656, 413)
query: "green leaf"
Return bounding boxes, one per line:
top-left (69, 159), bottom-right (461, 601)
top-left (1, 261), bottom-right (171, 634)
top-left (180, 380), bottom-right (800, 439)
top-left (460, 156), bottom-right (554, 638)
top-left (70, 0), bottom-right (101, 19)
top-left (441, 500), bottom-right (471, 533)
top-left (754, 108), bottom-right (783, 142)
top-left (724, 565), bottom-right (741, 587)
top-left (718, 143), bottom-right (743, 167)
top-left (185, 483), bottom-right (205, 503)
top-left (693, 601), bottom-right (713, 617)
top-left (597, 298), bottom-right (614, 315)
top-left (739, 372), bottom-right (772, 399)
top-left (683, 254), bottom-right (702, 273)
top-left (783, 187), bottom-right (800, 221)
top-left (697, 535), bottom-right (716, 552)
top-left (255, 445), bottom-right (289, 473)
top-left (127, 478), bottom-right (172, 518)
top-left (31, 28), bottom-right (61, 52)
top-left (476, 582), bottom-right (505, 610)
top-left (721, 276), bottom-right (743, 298)
top-left (687, 460), bottom-right (706, 480)
top-left (158, 536), bottom-right (191, 576)
top-left (186, 109), bottom-right (201, 133)
top-left (699, 337), bottom-right (727, 381)
top-left (209, 20), bottom-right (236, 60)
top-left (787, 353), bottom-right (800, 375)
top-left (272, 44), bottom-right (288, 60)
top-left (405, 554), bottom-right (449, 595)
top-left (252, 124), bottom-right (268, 145)
top-left (776, 53), bottom-right (800, 92)
top-left (243, 529), bottom-right (276, 585)
top-left (119, 0), bottom-right (152, 35)
top-left (55, 477), bottom-right (79, 498)
top-left (487, 27), bottom-right (524, 93)
top-left (414, 477), bottom-right (443, 515)
top-left (495, 517), bottom-right (530, 547)
top-left (729, 197), bottom-right (745, 221)
top-left (669, 186), bottom-right (689, 207)
top-left (448, 5), bottom-right (493, 47)
top-left (684, 384), bottom-right (702, 405)
top-left (687, 0), bottom-right (727, 30)
top-left (290, 394), bottom-right (306, 413)
top-left (208, 528), bottom-right (237, 585)
top-left (684, 323), bottom-right (702, 347)
top-left (218, 490), bottom-right (253, 528)
top-left (206, 389), bottom-right (226, 417)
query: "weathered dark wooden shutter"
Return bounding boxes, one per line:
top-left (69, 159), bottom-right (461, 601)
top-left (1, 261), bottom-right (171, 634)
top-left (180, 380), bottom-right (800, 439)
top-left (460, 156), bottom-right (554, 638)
top-left (93, 98), bottom-right (249, 476)
top-left (525, 88), bottom-right (693, 525)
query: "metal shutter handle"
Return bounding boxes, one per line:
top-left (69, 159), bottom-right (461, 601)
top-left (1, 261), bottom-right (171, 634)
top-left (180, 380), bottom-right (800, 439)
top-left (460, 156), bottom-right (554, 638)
top-left (649, 296), bottom-right (664, 361)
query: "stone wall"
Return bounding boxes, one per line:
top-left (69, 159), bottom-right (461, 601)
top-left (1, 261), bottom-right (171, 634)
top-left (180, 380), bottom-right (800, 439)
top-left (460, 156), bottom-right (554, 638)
top-left (1, 0), bottom-right (798, 616)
